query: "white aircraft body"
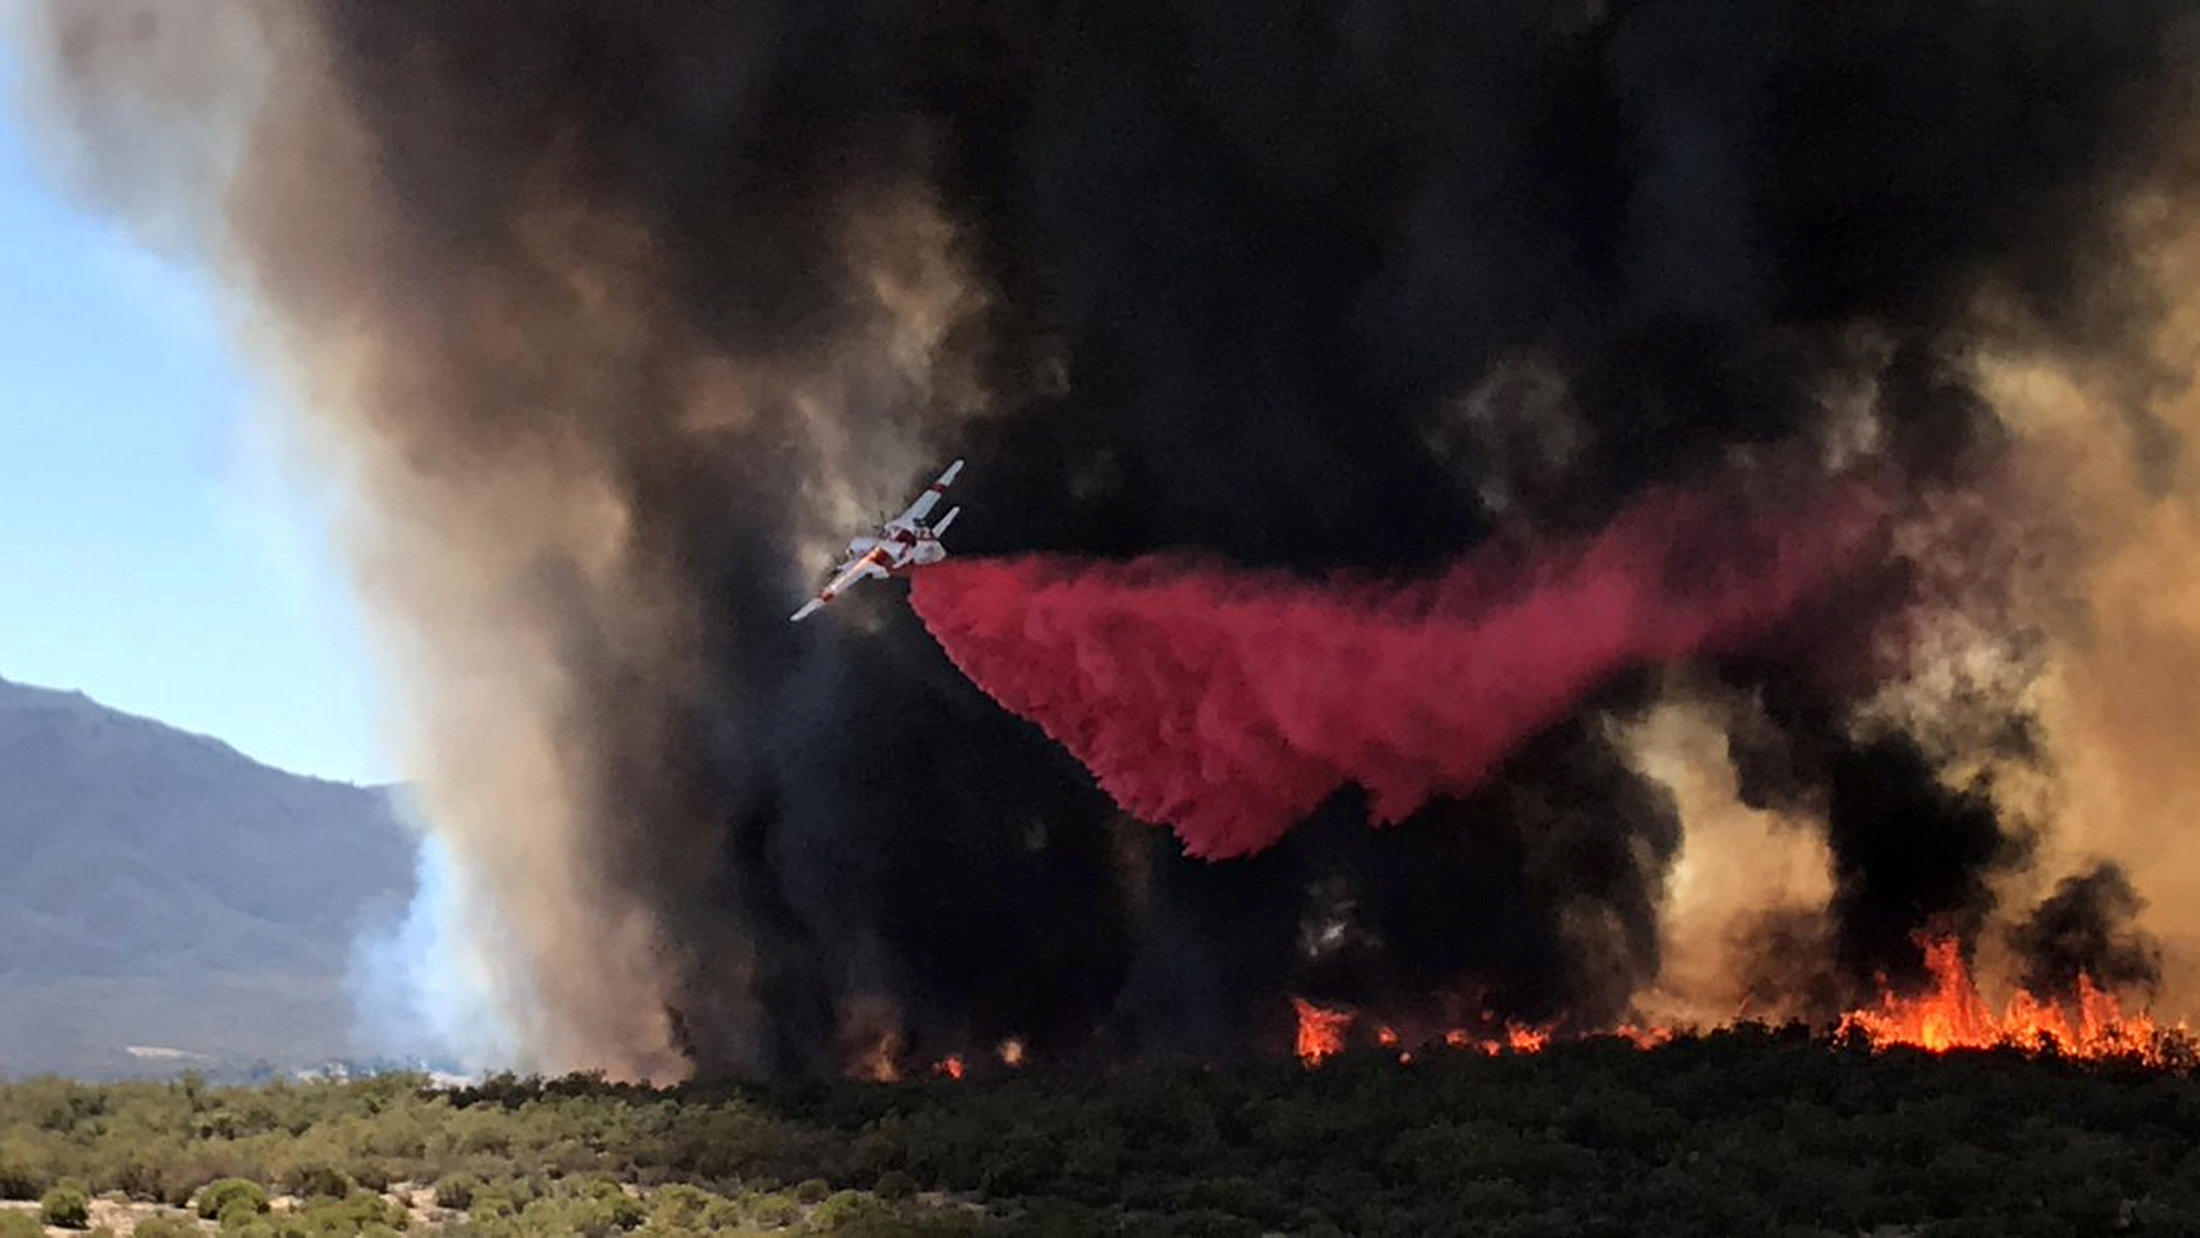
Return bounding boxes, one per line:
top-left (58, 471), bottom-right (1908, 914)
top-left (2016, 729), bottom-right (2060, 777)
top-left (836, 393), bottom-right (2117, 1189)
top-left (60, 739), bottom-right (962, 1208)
top-left (789, 459), bottom-right (964, 622)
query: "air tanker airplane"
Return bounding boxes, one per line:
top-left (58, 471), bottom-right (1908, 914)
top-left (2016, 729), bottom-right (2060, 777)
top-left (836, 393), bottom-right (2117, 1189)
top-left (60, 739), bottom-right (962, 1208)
top-left (789, 459), bottom-right (964, 622)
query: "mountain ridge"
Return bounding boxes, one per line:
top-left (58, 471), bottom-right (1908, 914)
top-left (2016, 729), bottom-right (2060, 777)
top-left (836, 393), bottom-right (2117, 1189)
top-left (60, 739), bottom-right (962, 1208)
top-left (0, 673), bottom-right (416, 1077)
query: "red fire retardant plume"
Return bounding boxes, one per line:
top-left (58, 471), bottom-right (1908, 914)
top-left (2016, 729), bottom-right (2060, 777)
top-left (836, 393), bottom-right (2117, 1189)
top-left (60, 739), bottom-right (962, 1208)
top-left (909, 479), bottom-right (1888, 859)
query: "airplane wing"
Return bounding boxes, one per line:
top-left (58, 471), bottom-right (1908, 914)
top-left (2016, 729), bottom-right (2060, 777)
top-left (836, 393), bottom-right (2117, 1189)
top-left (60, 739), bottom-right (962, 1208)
top-left (899, 458), bottom-right (964, 525)
top-left (789, 546), bottom-right (892, 621)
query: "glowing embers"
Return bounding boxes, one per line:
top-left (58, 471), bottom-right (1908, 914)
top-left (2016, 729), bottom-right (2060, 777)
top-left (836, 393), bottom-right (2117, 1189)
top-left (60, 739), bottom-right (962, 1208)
top-left (909, 1038), bottom-right (1026, 1083)
top-left (1839, 936), bottom-right (2169, 1063)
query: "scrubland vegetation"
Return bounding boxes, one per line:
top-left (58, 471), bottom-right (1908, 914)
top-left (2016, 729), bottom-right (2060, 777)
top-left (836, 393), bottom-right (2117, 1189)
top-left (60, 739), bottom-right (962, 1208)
top-left (3, 1027), bottom-right (2198, 1235)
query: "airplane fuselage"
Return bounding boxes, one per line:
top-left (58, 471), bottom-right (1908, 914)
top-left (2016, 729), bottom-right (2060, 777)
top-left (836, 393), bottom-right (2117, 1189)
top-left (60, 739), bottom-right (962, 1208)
top-left (790, 459), bottom-right (964, 622)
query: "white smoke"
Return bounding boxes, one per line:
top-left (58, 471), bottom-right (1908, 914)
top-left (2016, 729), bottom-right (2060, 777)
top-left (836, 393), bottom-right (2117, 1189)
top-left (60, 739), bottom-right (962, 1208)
top-left (348, 810), bottom-right (520, 1074)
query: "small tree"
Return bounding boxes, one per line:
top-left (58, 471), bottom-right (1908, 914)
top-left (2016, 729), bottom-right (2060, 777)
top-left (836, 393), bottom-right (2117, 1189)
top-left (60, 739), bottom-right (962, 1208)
top-left (433, 1172), bottom-right (482, 1210)
top-left (196, 1178), bottom-right (270, 1219)
top-left (41, 1181), bottom-right (92, 1228)
top-left (0, 1133), bottom-right (52, 1201)
top-left (282, 1164), bottom-right (352, 1201)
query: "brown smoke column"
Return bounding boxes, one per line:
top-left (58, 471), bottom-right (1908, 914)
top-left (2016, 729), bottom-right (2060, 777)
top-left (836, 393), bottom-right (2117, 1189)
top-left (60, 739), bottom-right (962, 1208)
top-left (7, 0), bottom-right (989, 1077)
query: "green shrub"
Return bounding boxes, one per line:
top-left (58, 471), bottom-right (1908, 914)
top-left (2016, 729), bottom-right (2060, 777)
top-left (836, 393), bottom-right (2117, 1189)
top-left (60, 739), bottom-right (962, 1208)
top-left (0, 1134), bottom-right (53, 1201)
top-left (348, 1160), bottom-right (394, 1195)
top-left (290, 1190), bottom-right (405, 1233)
top-left (873, 1170), bottom-right (917, 1200)
top-left (282, 1164), bottom-right (353, 1201)
top-left (130, 1219), bottom-right (202, 1238)
top-left (811, 1190), bottom-right (893, 1230)
top-left (793, 1178), bottom-right (830, 1205)
top-left (41, 1181), bottom-right (92, 1228)
top-left (698, 1197), bottom-right (746, 1230)
top-left (742, 1191), bottom-right (800, 1228)
top-left (433, 1173), bottom-right (481, 1211)
top-left (644, 1183), bottom-right (712, 1227)
top-left (594, 1189), bottom-right (644, 1232)
top-left (218, 1196), bottom-right (266, 1230)
top-left (0, 1212), bottom-right (43, 1238)
top-left (199, 1178), bottom-right (271, 1219)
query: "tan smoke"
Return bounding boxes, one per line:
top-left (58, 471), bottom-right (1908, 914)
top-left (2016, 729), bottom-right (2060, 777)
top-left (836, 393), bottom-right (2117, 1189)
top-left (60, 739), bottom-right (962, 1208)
top-left (1980, 183), bottom-right (2200, 1020)
top-left (239, 19), bottom-right (983, 1077)
top-left (1632, 149), bottom-right (2200, 1024)
top-left (1624, 689), bottom-right (1836, 1027)
top-left (7, 1), bottom-right (984, 1078)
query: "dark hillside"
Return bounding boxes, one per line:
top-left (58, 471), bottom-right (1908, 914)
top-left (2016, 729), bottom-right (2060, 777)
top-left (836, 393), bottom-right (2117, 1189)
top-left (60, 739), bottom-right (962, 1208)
top-left (0, 675), bottom-right (414, 1077)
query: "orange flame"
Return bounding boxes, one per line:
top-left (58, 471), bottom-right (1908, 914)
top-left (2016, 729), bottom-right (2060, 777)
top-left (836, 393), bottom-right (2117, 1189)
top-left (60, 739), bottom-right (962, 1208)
top-left (1292, 996), bottom-right (1354, 1067)
top-left (1839, 936), bottom-right (2164, 1062)
top-left (861, 935), bottom-right (2186, 1083)
top-left (1504, 1025), bottom-right (1550, 1054)
top-left (1613, 1024), bottom-right (1675, 1050)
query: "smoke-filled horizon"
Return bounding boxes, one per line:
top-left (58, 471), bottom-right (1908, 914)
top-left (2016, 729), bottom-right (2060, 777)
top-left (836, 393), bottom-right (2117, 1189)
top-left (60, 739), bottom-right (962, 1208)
top-left (13, 0), bottom-right (2200, 1079)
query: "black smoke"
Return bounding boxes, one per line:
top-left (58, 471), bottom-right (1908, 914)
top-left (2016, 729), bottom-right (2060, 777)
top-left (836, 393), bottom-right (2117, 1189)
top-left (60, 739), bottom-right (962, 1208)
top-left (2011, 864), bottom-right (2164, 1002)
top-left (13, 0), bottom-right (2198, 1074)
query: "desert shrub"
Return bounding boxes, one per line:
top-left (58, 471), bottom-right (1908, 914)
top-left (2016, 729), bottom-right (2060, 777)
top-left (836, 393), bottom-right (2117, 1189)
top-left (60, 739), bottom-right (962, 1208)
top-left (130, 1219), bottom-right (202, 1238)
top-left (199, 1178), bottom-right (271, 1219)
top-left (811, 1190), bottom-right (893, 1230)
top-left (41, 1181), bottom-right (92, 1228)
top-left (223, 1195), bottom-right (276, 1230)
top-left (792, 1178), bottom-right (830, 1204)
top-left (1159, 1209), bottom-right (1264, 1238)
top-left (742, 1190), bottom-right (800, 1229)
top-left (584, 1182), bottom-right (644, 1233)
top-left (0, 1133), bottom-right (53, 1200)
top-left (98, 1139), bottom-right (196, 1205)
top-left (511, 1195), bottom-right (636, 1238)
top-left (347, 1160), bottom-right (393, 1195)
top-left (697, 1197), bottom-right (745, 1230)
top-left (433, 1173), bottom-right (481, 1210)
top-left (286, 1190), bottom-right (406, 1235)
top-left (643, 1183), bottom-right (711, 1228)
top-left (872, 1169), bottom-right (917, 1200)
top-left (0, 1212), bottom-right (43, 1238)
top-left (467, 1177), bottom-right (539, 1221)
top-left (282, 1164), bottom-right (354, 1201)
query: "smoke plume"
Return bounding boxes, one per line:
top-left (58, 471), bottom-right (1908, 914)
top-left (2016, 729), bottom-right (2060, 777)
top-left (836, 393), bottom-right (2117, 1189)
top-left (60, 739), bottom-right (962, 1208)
top-left (2011, 863), bottom-right (2164, 1003)
top-left (11, 0), bottom-right (2200, 1076)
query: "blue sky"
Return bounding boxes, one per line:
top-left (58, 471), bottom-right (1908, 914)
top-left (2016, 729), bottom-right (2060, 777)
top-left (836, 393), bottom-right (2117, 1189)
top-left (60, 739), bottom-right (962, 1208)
top-left (0, 48), bottom-right (388, 785)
